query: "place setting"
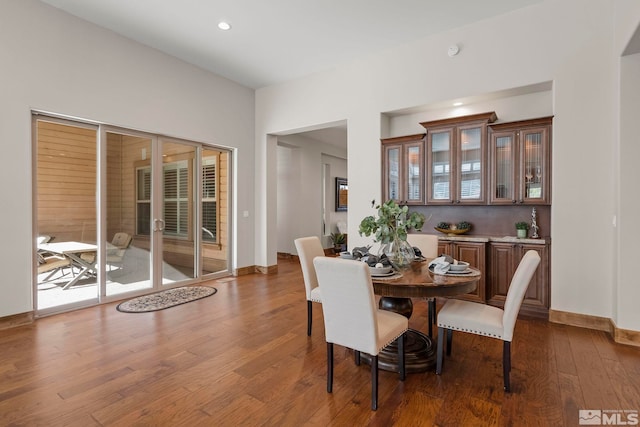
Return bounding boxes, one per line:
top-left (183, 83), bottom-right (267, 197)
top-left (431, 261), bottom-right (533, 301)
top-left (428, 255), bottom-right (473, 275)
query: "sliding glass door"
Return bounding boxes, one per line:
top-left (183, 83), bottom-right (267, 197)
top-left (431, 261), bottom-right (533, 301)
top-left (34, 115), bottom-right (231, 315)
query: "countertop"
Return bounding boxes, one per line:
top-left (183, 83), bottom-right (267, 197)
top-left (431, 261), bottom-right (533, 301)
top-left (435, 234), bottom-right (549, 244)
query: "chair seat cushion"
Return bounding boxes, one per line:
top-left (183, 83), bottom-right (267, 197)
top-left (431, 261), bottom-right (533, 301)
top-left (309, 286), bottom-right (322, 303)
top-left (376, 309), bottom-right (408, 351)
top-left (437, 299), bottom-right (505, 340)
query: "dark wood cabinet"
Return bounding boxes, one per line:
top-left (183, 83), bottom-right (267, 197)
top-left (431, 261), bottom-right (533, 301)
top-left (487, 241), bottom-right (549, 318)
top-left (421, 112), bottom-right (497, 205)
top-left (438, 240), bottom-right (486, 302)
top-left (381, 134), bottom-right (426, 205)
top-left (488, 117), bottom-right (552, 205)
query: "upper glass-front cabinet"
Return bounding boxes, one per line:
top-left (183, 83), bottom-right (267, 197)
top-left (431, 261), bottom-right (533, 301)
top-left (488, 117), bottom-right (552, 205)
top-left (381, 134), bottom-right (425, 205)
top-left (423, 112), bottom-right (496, 205)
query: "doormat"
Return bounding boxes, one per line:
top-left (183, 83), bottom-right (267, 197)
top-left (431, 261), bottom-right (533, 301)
top-left (116, 286), bottom-right (217, 313)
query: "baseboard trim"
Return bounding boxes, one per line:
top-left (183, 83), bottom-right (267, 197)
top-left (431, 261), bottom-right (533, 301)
top-left (613, 325), bottom-right (640, 347)
top-left (0, 311), bottom-right (34, 330)
top-left (549, 309), bottom-right (640, 347)
top-left (255, 264), bottom-right (278, 275)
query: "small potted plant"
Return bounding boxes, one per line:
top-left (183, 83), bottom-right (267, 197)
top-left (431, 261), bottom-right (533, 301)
top-left (330, 232), bottom-right (347, 253)
top-left (515, 221), bottom-right (529, 238)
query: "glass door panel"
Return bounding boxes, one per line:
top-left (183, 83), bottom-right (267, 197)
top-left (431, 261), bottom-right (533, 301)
top-left (523, 129), bottom-right (544, 201)
top-left (429, 131), bottom-right (451, 202)
top-left (35, 118), bottom-right (99, 311)
top-left (201, 148), bottom-right (230, 275)
top-left (491, 132), bottom-right (516, 203)
top-left (406, 144), bottom-right (422, 203)
top-left (386, 146), bottom-right (400, 202)
top-left (161, 140), bottom-right (197, 285)
top-left (105, 131), bottom-right (153, 296)
top-left (459, 127), bottom-right (482, 201)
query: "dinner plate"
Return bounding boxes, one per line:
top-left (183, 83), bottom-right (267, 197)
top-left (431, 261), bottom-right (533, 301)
top-left (445, 268), bottom-right (473, 275)
top-left (369, 266), bottom-right (393, 275)
top-left (371, 270), bottom-right (397, 277)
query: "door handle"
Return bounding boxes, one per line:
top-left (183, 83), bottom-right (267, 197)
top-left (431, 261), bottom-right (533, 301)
top-left (153, 218), bottom-right (166, 232)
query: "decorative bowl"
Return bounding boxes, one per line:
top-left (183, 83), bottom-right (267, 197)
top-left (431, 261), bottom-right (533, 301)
top-left (449, 261), bottom-right (470, 272)
top-left (435, 227), bottom-right (470, 236)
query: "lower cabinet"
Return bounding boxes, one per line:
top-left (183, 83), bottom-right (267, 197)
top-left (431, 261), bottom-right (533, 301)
top-left (438, 241), bottom-right (486, 303)
top-left (487, 242), bottom-right (549, 318)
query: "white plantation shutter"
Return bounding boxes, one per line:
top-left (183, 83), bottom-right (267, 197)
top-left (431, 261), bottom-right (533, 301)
top-left (163, 161), bottom-right (188, 237)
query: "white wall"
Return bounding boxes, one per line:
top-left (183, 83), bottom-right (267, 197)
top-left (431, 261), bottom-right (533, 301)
top-left (255, 0), bottom-right (640, 331)
top-left (0, 0), bottom-right (255, 318)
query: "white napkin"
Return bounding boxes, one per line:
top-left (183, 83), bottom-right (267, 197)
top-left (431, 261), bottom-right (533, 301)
top-left (428, 256), bottom-right (451, 275)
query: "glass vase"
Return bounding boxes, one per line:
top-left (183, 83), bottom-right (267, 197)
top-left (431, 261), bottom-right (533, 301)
top-left (382, 236), bottom-right (415, 270)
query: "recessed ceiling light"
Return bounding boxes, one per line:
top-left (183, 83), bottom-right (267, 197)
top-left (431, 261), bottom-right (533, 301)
top-left (217, 21), bottom-right (231, 31)
top-left (453, 102), bottom-right (463, 107)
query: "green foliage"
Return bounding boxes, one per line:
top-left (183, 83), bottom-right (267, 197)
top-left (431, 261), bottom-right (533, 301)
top-left (436, 222), bottom-right (450, 230)
top-left (515, 221), bottom-right (530, 230)
top-left (330, 232), bottom-right (346, 245)
top-left (359, 200), bottom-right (426, 244)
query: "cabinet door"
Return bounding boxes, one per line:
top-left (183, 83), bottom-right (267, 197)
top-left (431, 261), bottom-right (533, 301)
top-left (488, 242), bottom-right (517, 304)
top-left (427, 128), bottom-right (453, 204)
top-left (521, 126), bottom-right (550, 204)
top-left (404, 140), bottom-right (425, 205)
top-left (518, 243), bottom-right (549, 314)
top-left (456, 123), bottom-right (486, 204)
top-left (383, 144), bottom-right (402, 203)
top-left (489, 130), bottom-right (518, 204)
top-left (488, 242), bottom-right (549, 318)
top-left (452, 242), bottom-right (485, 302)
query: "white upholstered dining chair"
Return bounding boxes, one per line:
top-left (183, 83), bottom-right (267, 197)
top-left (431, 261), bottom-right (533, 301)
top-left (294, 236), bottom-right (324, 336)
top-left (435, 250), bottom-right (540, 392)
top-left (406, 233), bottom-right (439, 337)
top-left (313, 257), bottom-right (408, 410)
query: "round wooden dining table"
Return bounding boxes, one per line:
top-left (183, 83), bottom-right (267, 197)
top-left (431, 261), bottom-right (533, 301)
top-left (368, 260), bottom-right (481, 373)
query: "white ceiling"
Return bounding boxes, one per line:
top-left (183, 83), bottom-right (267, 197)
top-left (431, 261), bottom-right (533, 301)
top-left (39, 0), bottom-right (541, 90)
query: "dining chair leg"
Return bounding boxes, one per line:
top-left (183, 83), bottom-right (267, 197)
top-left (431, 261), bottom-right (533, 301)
top-left (307, 301), bottom-right (312, 336)
top-left (503, 341), bottom-right (511, 392)
top-left (446, 329), bottom-right (453, 356)
top-left (355, 350), bottom-right (361, 366)
top-left (428, 298), bottom-right (436, 338)
top-left (398, 333), bottom-right (406, 381)
top-left (371, 354), bottom-right (378, 411)
top-left (327, 342), bottom-right (334, 393)
top-left (436, 326), bottom-right (444, 375)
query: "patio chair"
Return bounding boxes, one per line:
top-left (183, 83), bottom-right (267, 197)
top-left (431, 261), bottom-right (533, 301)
top-left (37, 255), bottom-right (71, 283)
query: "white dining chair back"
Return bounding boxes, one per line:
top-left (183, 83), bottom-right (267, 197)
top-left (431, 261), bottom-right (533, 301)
top-left (436, 250), bottom-right (540, 392)
top-left (406, 234), bottom-right (438, 258)
top-left (502, 250), bottom-right (541, 341)
top-left (313, 256), bottom-right (408, 410)
top-left (406, 233), bottom-right (439, 337)
top-left (294, 236), bottom-right (324, 336)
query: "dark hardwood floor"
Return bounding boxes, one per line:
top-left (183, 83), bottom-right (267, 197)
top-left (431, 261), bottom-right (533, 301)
top-left (1, 258), bottom-right (639, 426)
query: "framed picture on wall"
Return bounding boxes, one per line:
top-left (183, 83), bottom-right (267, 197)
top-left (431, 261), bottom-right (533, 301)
top-left (335, 177), bottom-right (348, 211)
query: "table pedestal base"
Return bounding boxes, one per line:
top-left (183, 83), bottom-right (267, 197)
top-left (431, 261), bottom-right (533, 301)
top-left (360, 328), bottom-right (436, 373)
